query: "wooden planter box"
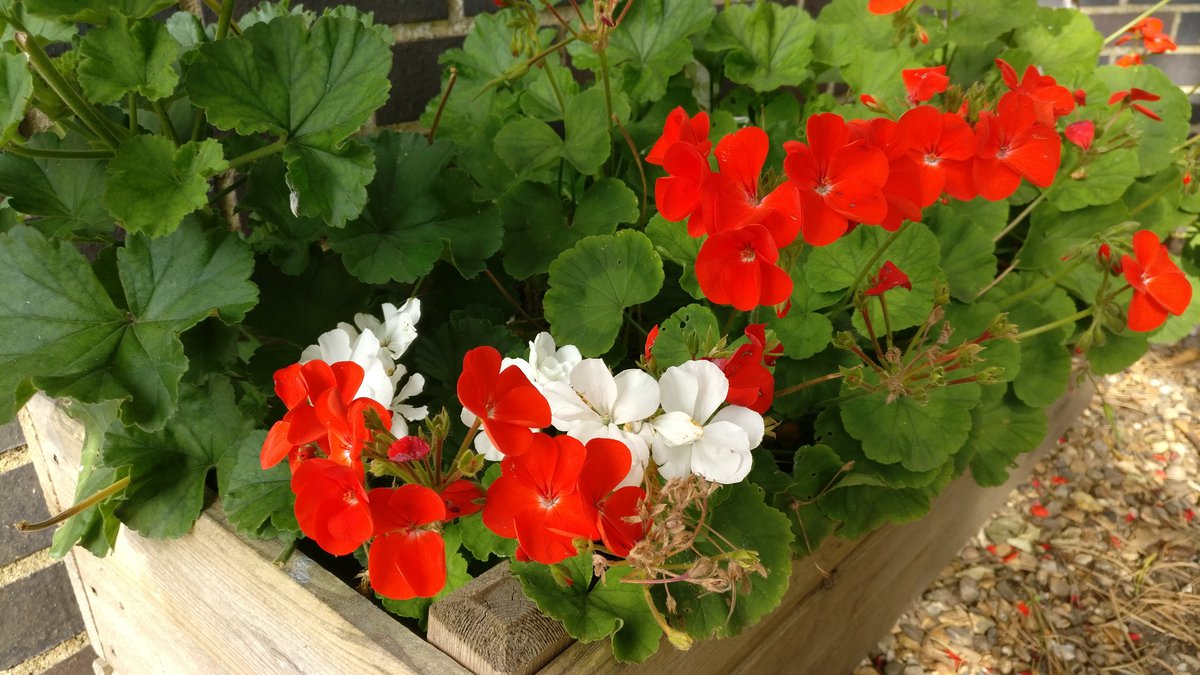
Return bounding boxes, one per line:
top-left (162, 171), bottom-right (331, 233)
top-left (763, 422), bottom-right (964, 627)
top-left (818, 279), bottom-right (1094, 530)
top-left (19, 380), bottom-right (1094, 675)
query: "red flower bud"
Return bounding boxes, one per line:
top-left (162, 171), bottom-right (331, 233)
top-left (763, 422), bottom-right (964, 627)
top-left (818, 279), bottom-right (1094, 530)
top-left (388, 436), bottom-right (431, 462)
top-left (1064, 120), bottom-right (1094, 151)
top-left (1073, 89), bottom-right (1087, 106)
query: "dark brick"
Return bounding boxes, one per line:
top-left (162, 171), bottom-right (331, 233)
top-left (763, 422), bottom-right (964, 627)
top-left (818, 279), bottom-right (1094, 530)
top-left (0, 420), bottom-right (23, 453)
top-left (1145, 53), bottom-right (1200, 86)
top-left (1178, 11), bottom-right (1200, 47)
top-left (1087, 12), bottom-right (1146, 38)
top-left (0, 565), bottom-right (84, 669)
top-left (0, 465), bottom-right (54, 567)
top-left (463, 0), bottom-right (500, 15)
top-left (802, 0), bottom-right (834, 13)
top-left (378, 36), bottom-right (464, 125)
top-left (300, 0), bottom-right (449, 23)
top-left (45, 646), bottom-right (99, 675)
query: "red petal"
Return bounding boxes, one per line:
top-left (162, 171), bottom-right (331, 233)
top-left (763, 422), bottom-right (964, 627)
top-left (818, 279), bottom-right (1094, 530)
top-left (995, 58), bottom-right (1019, 90)
top-left (715, 126), bottom-right (768, 198)
top-left (656, 175), bottom-right (704, 222)
top-left (805, 113), bottom-right (850, 170)
top-left (972, 156), bottom-right (1023, 201)
top-left (457, 346), bottom-right (501, 415)
top-left (797, 189), bottom-right (849, 246)
top-left (1127, 290), bottom-right (1169, 332)
top-left (597, 486), bottom-right (647, 556)
top-left (274, 364), bottom-right (308, 410)
top-left (578, 438), bottom-right (634, 505)
top-left (300, 360), bottom-right (337, 396)
top-left (1146, 272), bottom-right (1193, 316)
top-left (262, 420), bottom-right (294, 470)
top-left (369, 530), bottom-right (446, 599)
top-left (368, 484), bottom-right (447, 536)
top-left (330, 361), bottom-right (365, 403)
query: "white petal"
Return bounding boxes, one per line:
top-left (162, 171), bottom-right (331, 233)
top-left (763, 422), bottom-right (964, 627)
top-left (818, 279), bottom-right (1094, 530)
top-left (394, 372), bottom-right (425, 401)
top-left (690, 421), bottom-right (752, 484)
top-left (710, 405), bottom-right (764, 450)
top-left (570, 359), bottom-right (618, 416)
top-left (610, 368), bottom-right (660, 424)
top-left (687, 360), bottom-right (730, 422)
top-left (566, 419), bottom-right (611, 444)
top-left (651, 411), bottom-right (705, 447)
top-left (542, 381), bottom-right (599, 431)
top-left (474, 433), bottom-right (504, 462)
top-left (615, 429), bottom-right (649, 489)
top-left (651, 441), bottom-right (692, 481)
top-left (389, 416), bottom-right (409, 437)
top-left (657, 363), bottom-right (698, 416)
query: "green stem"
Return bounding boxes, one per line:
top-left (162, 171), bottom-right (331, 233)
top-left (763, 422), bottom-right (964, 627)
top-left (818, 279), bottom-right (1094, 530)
top-left (615, 115), bottom-right (649, 227)
top-left (273, 538), bottom-right (297, 566)
top-left (16, 476), bottom-right (131, 531)
top-left (1011, 306), bottom-right (1094, 341)
top-left (542, 60), bottom-right (568, 120)
top-left (428, 67), bottom-right (458, 143)
top-left (189, 107), bottom-right (206, 143)
top-left (227, 135), bottom-right (288, 168)
top-left (996, 257), bottom-right (1086, 309)
top-left (879, 293), bottom-right (894, 353)
top-left (1170, 133), bottom-right (1200, 153)
top-left (1103, 0), bottom-right (1173, 44)
top-left (992, 191), bottom-right (1046, 244)
top-left (597, 48), bottom-right (615, 133)
top-left (14, 32), bottom-right (123, 149)
top-left (775, 372), bottom-right (843, 398)
top-left (152, 100), bottom-right (180, 145)
top-left (625, 310), bottom-right (650, 337)
top-left (3, 143), bottom-right (114, 159)
top-left (485, 268), bottom-right (544, 329)
top-left (215, 0), bottom-right (237, 40)
top-left (127, 93), bottom-right (138, 134)
top-left (1129, 181), bottom-right (1180, 216)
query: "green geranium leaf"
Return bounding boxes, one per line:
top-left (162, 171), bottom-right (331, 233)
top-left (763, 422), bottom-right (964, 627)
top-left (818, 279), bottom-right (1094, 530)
top-left (0, 222), bottom-right (257, 429)
top-left (928, 209), bottom-right (997, 302)
top-left (652, 304), bottom-right (720, 369)
top-left (104, 136), bottom-right (228, 237)
top-left (662, 482), bottom-right (793, 641)
top-left (966, 386), bottom-right (1047, 486)
top-left (944, 302), bottom-right (1022, 382)
top-left (0, 52), bottom-right (32, 141)
top-left (49, 400), bottom-right (123, 558)
top-left (24, 0), bottom-right (171, 21)
top-left (992, 276), bottom-right (1075, 408)
top-left (705, 2), bottom-right (815, 92)
top-left (241, 155), bottom-right (327, 275)
top-left (925, 198), bottom-right (1010, 240)
top-left (493, 117), bottom-right (563, 179)
top-left (815, 408), bottom-right (948, 490)
top-left (948, 0), bottom-right (1037, 45)
top-left (223, 429), bottom-right (300, 538)
top-left (105, 377), bottom-right (248, 538)
top-left (457, 511), bottom-right (516, 562)
top-left (77, 18), bottom-right (179, 104)
top-left (645, 214), bottom-right (702, 299)
top-left (563, 88), bottom-right (612, 176)
top-left (820, 461), bottom-right (952, 539)
top-left (1087, 331), bottom-right (1148, 375)
top-left (500, 178), bottom-right (636, 280)
top-left (0, 133), bottom-right (112, 237)
top-left (812, 0), bottom-right (893, 69)
top-left (769, 311), bottom-right (833, 361)
top-left (328, 132), bottom-right (502, 284)
top-left (186, 15), bottom-right (391, 225)
top-left (1046, 148), bottom-right (1138, 212)
top-left (806, 222), bottom-right (945, 332)
top-left (545, 230), bottom-right (664, 357)
top-left (570, 0), bottom-right (714, 104)
top-left (514, 549), bottom-right (662, 664)
top-left (1009, 8), bottom-right (1101, 85)
top-left (785, 444), bottom-right (842, 556)
top-left (840, 377), bottom-right (981, 472)
top-left (1096, 66), bottom-right (1190, 177)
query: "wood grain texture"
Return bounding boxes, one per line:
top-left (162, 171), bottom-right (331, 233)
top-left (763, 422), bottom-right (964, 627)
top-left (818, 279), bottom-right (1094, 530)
top-left (19, 394), bottom-right (469, 675)
top-left (429, 381), bottom-right (1095, 675)
top-left (428, 562), bottom-right (572, 675)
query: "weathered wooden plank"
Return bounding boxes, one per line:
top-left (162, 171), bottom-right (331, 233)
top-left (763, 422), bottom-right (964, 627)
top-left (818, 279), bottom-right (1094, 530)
top-left (19, 393), bottom-right (469, 675)
top-left (430, 381), bottom-right (1095, 675)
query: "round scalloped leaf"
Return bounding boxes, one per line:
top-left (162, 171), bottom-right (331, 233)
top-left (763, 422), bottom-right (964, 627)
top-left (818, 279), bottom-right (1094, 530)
top-left (1096, 65), bottom-right (1191, 177)
top-left (965, 386), bottom-right (1048, 486)
top-left (644, 214), bottom-right (703, 299)
top-left (704, 2), bottom-right (815, 92)
top-left (513, 549), bottom-right (663, 664)
top-left (651, 304), bottom-right (720, 369)
top-left (840, 378), bottom-right (981, 472)
top-left (544, 230), bottom-right (664, 357)
top-left (1046, 148), bottom-right (1138, 212)
top-left (819, 460), bottom-right (953, 539)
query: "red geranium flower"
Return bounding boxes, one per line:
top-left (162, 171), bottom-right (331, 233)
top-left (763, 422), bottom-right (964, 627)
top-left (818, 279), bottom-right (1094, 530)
top-left (1115, 18), bottom-right (1177, 54)
top-left (849, 117), bottom-right (924, 230)
top-left (694, 224), bottom-right (793, 311)
top-left (655, 142), bottom-right (713, 234)
top-left (902, 66), bottom-right (949, 104)
top-left (711, 340), bottom-right (774, 413)
top-left (440, 479), bottom-right (484, 519)
top-left (868, 0), bottom-right (913, 15)
top-left (784, 113), bottom-right (890, 245)
top-left (1064, 121), bottom-right (1095, 151)
top-left (898, 106), bottom-right (977, 205)
top-left (644, 324), bottom-right (660, 362)
top-left (1108, 88), bottom-right (1162, 122)
top-left (577, 438), bottom-right (647, 557)
top-left (482, 434), bottom-right (594, 564)
top-left (388, 435), bottom-right (430, 462)
top-left (646, 107), bottom-right (712, 166)
top-left (291, 458), bottom-right (373, 556)
top-left (458, 346), bottom-right (551, 457)
top-left (745, 323), bottom-right (783, 366)
top-left (1115, 53), bottom-right (1143, 68)
top-left (972, 96), bottom-right (1062, 201)
top-left (995, 59), bottom-right (1075, 127)
top-left (1121, 230), bottom-right (1193, 332)
top-left (367, 485), bottom-right (447, 600)
top-left (865, 261), bottom-right (912, 296)
top-left (702, 127), bottom-right (802, 247)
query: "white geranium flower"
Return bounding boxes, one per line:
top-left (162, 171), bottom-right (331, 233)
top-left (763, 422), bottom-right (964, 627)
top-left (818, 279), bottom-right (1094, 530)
top-left (388, 363), bottom-right (428, 436)
top-left (650, 360), bottom-right (763, 484)
top-left (501, 332), bottom-right (582, 390)
top-left (300, 327), bottom-right (395, 408)
top-left (543, 359), bottom-right (659, 487)
top-left (353, 299), bottom-right (421, 360)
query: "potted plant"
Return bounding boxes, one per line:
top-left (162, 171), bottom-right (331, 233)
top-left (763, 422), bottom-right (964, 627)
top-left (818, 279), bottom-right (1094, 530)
top-left (3, 0), bottom-right (1196, 670)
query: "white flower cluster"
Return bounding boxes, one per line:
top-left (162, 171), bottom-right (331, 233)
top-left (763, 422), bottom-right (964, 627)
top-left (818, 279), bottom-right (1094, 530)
top-left (473, 333), bottom-right (764, 486)
top-left (301, 300), bottom-right (428, 435)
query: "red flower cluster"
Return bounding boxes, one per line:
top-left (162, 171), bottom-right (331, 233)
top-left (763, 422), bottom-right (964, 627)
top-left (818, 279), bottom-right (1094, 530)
top-left (482, 435), bottom-right (647, 563)
top-left (262, 360), bottom-right (461, 601)
top-left (1116, 17), bottom-right (1177, 55)
top-left (1121, 230), bottom-right (1192, 332)
top-left (458, 346), bottom-right (551, 456)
